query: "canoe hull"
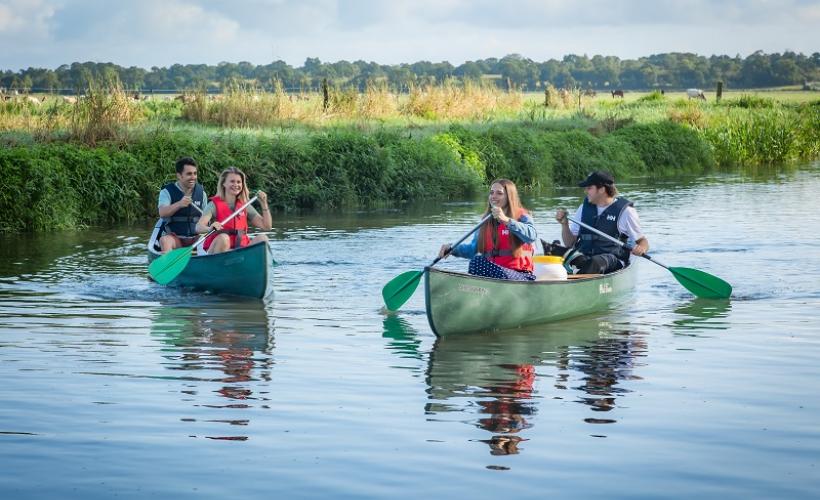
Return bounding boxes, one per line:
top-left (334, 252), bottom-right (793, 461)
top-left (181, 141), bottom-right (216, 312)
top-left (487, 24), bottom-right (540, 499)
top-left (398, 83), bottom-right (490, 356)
top-left (147, 221), bottom-right (271, 299)
top-left (424, 263), bottom-right (636, 336)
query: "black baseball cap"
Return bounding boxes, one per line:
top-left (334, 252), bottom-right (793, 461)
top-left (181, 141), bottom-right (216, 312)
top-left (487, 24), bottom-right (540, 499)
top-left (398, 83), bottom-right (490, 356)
top-left (578, 170), bottom-right (615, 187)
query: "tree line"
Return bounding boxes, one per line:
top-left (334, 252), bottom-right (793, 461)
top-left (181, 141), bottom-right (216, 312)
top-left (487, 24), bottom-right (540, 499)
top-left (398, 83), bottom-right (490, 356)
top-left (2, 51), bottom-right (818, 94)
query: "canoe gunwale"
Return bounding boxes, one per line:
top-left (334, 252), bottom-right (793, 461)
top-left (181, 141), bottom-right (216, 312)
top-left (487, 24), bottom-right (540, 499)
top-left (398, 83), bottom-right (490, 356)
top-left (424, 262), bottom-right (636, 336)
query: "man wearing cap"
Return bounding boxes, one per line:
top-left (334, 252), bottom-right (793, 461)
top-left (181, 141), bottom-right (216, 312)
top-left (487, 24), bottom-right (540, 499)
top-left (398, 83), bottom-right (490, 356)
top-left (555, 170), bottom-right (649, 274)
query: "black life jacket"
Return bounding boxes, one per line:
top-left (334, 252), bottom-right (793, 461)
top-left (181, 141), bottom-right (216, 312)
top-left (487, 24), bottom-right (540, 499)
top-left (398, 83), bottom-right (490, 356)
top-left (162, 182), bottom-right (205, 237)
top-left (577, 197), bottom-right (633, 262)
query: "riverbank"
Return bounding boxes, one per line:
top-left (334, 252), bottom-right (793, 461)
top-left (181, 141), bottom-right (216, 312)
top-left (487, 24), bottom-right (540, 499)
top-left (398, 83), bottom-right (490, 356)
top-left (1, 88), bottom-right (818, 232)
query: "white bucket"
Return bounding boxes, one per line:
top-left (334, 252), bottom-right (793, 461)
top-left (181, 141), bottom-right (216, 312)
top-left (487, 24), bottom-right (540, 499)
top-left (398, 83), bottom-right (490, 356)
top-left (534, 255), bottom-right (568, 280)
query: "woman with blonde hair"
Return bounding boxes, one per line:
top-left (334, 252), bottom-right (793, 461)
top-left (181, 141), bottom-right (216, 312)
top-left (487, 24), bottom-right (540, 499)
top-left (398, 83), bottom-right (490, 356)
top-left (195, 166), bottom-right (272, 254)
top-left (438, 179), bottom-right (537, 280)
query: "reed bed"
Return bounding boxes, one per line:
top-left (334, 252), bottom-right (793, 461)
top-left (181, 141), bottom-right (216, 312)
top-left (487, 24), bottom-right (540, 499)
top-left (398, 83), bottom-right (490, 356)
top-left (68, 78), bottom-right (143, 145)
top-left (403, 79), bottom-right (522, 120)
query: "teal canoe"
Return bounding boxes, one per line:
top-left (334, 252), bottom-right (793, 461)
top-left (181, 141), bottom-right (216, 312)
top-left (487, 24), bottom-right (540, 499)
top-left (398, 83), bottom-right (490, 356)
top-left (424, 263), bottom-right (637, 336)
top-left (147, 220), bottom-right (272, 298)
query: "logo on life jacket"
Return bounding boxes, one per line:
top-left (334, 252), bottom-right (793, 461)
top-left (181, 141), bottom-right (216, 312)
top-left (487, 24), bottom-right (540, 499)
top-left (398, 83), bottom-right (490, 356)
top-left (606, 214), bottom-right (617, 221)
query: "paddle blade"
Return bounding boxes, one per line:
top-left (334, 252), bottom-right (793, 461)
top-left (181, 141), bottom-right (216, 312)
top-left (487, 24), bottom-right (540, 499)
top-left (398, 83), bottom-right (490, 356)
top-left (669, 266), bottom-right (732, 299)
top-left (149, 247), bottom-right (194, 285)
top-left (382, 270), bottom-right (424, 311)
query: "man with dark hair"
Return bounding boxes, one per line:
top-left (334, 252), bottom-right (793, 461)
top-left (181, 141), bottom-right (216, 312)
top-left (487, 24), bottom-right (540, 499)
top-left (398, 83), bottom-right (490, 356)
top-left (555, 170), bottom-right (649, 274)
top-left (157, 157), bottom-right (208, 253)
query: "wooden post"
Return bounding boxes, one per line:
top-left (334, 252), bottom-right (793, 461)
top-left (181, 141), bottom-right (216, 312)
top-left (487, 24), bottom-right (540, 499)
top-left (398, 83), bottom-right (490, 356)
top-left (322, 78), bottom-right (329, 112)
top-left (716, 81), bottom-right (723, 102)
top-left (544, 86), bottom-right (550, 107)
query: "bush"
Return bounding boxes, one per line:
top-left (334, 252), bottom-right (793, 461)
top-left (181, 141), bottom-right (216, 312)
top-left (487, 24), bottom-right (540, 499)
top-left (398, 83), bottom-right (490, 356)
top-left (0, 117), bottom-right (768, 232)
top-left (722, 94), bottom-right (776, 109)
top-left (612, 121), bottom-right (714, 172)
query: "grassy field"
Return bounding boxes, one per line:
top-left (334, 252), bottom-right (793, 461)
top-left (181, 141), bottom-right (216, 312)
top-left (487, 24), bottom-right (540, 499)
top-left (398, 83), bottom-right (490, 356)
top-left (523, 89), bottom-right (820, 104)
top-left (2, 81), bottom-right (818, 135)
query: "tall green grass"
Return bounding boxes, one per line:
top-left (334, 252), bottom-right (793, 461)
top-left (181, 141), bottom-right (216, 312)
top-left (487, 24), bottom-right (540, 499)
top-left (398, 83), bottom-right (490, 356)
top-left (1, 118), bottom-right (733, 232)
top-left (1, 82), bottom-right (818, 232)
top-left (704, 104), bottom-right (818, 165)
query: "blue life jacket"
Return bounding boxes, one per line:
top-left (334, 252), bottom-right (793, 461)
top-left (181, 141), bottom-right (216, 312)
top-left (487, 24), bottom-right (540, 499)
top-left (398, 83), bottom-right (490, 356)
top-left (577, 197), bottom-right (632, 262)
top-left (162, 182), bottom-right (205, 237)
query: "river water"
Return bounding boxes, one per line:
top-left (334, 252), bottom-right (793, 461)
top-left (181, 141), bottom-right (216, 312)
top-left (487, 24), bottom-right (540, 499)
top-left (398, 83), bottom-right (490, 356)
top-left (1, 165), bottom-right (819, 498)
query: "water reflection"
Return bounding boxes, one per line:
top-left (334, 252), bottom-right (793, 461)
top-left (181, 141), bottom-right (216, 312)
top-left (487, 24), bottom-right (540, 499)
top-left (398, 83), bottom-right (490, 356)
top-left (382, 315), bottom-right (424, 361)
top-left (150, 300), bottom-right (274, 440)
top-left (563, 330), bottom-right (647, 423)
top-left (473, 362), bottom-right (536, 456)
top-left (671, 298), bottom-right (732, 334)
top-left (383, 317), bottom-right (649, 460)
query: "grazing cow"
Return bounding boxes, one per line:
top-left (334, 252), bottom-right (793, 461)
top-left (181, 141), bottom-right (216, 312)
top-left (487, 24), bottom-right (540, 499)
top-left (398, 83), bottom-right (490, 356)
top-left (583, 89), bottom-right (597, 97)
top-left (62, 96), bottom-right (77, 105)
top-left (611, 90), bottom-right (624, 98)
top-left (686, 88), bottom-right (706, 100)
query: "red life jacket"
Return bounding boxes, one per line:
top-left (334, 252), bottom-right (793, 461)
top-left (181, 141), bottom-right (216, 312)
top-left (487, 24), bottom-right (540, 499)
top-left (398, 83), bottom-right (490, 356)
top-left (481, 213), bottom-right (534, 272)
top-left (203, 196), bottom-right (251, 250)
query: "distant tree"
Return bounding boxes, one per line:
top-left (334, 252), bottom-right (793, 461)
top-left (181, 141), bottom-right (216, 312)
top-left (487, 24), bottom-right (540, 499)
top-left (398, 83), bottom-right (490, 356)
top-left (455, 61), bottom-right (483, 80)
top-left (1, 50), bottom-right (817, 93)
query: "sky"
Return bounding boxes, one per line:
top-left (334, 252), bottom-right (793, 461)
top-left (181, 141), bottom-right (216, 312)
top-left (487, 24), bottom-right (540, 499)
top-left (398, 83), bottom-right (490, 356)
top-left (1, 0), bottom-right (819, 71)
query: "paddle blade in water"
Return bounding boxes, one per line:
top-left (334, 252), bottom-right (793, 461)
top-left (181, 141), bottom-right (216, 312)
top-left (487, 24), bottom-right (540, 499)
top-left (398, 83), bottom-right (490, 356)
top-left (148, 247), bottom-right (194, 285)
top-left (669, 266), bottom-right (732, 299)
top-left (382, 270), bottom-right (424, 311)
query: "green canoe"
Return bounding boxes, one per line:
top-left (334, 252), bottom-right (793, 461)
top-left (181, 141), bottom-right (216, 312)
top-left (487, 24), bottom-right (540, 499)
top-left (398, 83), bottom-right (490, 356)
top-left (424, 263), bottom-right (637, 336)
top-left (147, 220), bottom-right (272, 299)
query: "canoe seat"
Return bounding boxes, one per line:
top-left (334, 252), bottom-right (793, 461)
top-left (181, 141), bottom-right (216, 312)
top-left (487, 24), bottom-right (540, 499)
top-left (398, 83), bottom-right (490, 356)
top-left (567, 273), bottom-right (603, 279)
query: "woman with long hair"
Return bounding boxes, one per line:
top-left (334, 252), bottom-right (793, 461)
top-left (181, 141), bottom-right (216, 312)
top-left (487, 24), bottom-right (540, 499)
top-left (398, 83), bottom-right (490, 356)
top-left (195, 166), bottom-right (272, 254)
top-left (438, 179), bottom-right (537, 280)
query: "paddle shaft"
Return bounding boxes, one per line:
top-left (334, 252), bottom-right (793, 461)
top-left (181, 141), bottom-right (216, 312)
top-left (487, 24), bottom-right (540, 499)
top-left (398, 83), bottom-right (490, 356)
top-left (436, 213), bottom-right (494, 267)
top-left (382, 213), bottom-right (493, 307)
top-left (565, 215), bottom-right (668, 268)
top-left (189, 195), bottom-right (258, 250)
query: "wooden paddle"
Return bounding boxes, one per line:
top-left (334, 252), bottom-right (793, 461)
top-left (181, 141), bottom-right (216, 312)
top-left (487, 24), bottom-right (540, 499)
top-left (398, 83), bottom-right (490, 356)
top-left (382, 214), bottom-right (493, 311)
top-left (566, 215), bottom-right (732, 299)
top-left (149, 196), bottom-right (258, 285)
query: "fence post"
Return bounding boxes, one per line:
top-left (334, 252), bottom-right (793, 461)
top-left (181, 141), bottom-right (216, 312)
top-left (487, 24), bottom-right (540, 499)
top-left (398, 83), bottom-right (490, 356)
top-left (322, 78), bottom-right (329, 112)
top-left (716, 81), bottom-right (723, 102)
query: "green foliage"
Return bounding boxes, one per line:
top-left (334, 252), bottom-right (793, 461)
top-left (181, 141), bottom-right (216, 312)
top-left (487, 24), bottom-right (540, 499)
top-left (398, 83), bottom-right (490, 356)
top-left (431, 130), bottom-right (486, 182)
top-left (612, 121), bottom-right (714, 171)
top-left (383, 136), bottom-right (483, 202)
top-left (703, 107), bottom-right (812, 166)
top-left (0, 144), bottom-right (153, 231)
top-left (0, 109), bottom-right (815, 232)
top-left (140, 99), bottom-right (183, 121)
top-left (4, 51), bottom-right (820, 95)
top-left (722, 94), bottom-right (776, 109)
top-left (476, 125), bottom-right (554, 188)
top-left (308, 130), bottom-right (385, 206)
top-left (540, 129), bottom-right (642, 182)
top-left (636, 91), bottom-right (666, 103)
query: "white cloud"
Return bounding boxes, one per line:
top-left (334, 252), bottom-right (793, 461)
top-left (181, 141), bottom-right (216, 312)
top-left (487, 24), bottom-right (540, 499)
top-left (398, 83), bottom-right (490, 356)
top-left (1, 0), bottom-right (818, 70)
top-left (0, 0), bottom-right (58, 38)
